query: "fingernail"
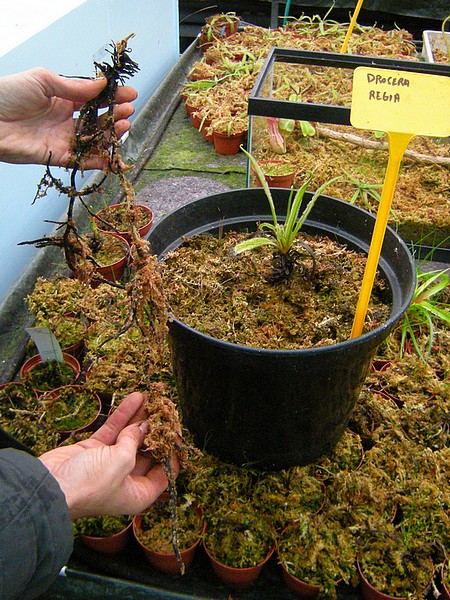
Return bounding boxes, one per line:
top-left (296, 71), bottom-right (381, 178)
top-left (139, 420), bottom-right (149, 433)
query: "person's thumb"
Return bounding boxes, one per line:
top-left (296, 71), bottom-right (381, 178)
top-left (115, 420), bottom-right (149, 459)
top-left (42, 69), bottom-right (106, 103)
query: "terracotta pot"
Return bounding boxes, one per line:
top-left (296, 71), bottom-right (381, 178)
top-left (94, 204), bottom-right (153, 243)
top-left (202, 128), bottom-right (214, 143)
top-left (357, 561), bottom-right (407, 600)
top-left (441, 561), bottom-right (450, 600)
top-left (61, 341), bottom-right (85, 362)
top-left (280, 562), bottom-right (321, 599)
top-left (184, 101), bottom-right (196, 117)
top-left (206, 15), bottom-right (240, 37)
top-left (203, 541), bottom-right (274, 589)
top-left (224, 19), bottom-right (240, 36)
top-left (53, 315), bottom-right (88, 360)
top-left (213, 130), bottom-right (246, 155)
top-left (256, 171), bottom-right (295, 189)
top-left (200, 119), bottom-right (213, 143)
top-left (198, 32), bottom-right (214, 52)
top-left (190, 111), bottom-right (202, 130)
top-left (19, 352), bottom-right (81, 394)
top-left (81, 520), bottom-right (132, 555)
top-left (198, 16), bottom-right (240, 51)
top-left (25, 315), bottom-right (87, 362)
top-left (132, 501), bottom-right (205, 575)
top-left (254, 161), bottom-right (296, 189)
top-left (93, 232), bottom-right (130, 284)
top-left (40, 385), bottom-right (101, 435)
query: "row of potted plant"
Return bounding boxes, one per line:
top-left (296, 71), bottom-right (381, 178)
top-left (181, 14), bottom-right (416, 158)
top-left (3, 274), bottom-right (448, 597)
top-left (3, 287), bottom-right (448, 597)
top-left (71, 419), bottom-right (449, 598)
top-left (9, 288), bottom-right (446, 598)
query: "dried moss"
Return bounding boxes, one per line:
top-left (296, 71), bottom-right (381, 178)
top-left (162, 231), bottom-right (391, 350)
top-left (22, 360), bottom-right (77, 392)
top-left (204, 500), bottom-right (275, 568)
top-left (41, 387), bottom-right (99, 432)
top-left (278, 512), bottom-right (357, 598)
top-left (73, 515), bottom-right (131, 538)
top-left (135, 495), bottom-right (202, 554)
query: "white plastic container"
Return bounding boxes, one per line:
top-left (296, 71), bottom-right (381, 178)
top-left (422, 30), bottom-right (450, 63)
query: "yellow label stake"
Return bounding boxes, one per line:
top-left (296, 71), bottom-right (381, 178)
top-left (350, 67), bottom-right (450, 338)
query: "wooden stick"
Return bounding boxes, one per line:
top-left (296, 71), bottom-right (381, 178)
top-left (316, 125), bottom-right (450, 167)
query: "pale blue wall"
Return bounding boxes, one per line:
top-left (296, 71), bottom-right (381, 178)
top-left (0, 0), bottom-right (179, 305)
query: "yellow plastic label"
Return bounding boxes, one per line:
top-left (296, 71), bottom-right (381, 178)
top-left (351, 67), bottom-right (450, 136)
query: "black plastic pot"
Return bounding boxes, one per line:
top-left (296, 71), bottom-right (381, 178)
top-left (148, 189), bottom-right (415, 470)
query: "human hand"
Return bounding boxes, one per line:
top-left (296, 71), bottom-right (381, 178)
top-left (38, 392), bottom-right (179, 520)
top-left (0, 67), bottom-right (137, 168)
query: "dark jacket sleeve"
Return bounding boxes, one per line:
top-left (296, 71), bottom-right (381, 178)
top-left (0, 448), bottom-right (74, 600)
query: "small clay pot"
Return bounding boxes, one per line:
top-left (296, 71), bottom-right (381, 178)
top-left (189, 111), bottom-right (202, 130)
top-left (184, 101), bottom-right (196, 117)
top-left (213, 130), bottom-right (246, 155)
top-left (53, 315), bottom-right (88, 359)
top-left (92, 232), bottom-right (130, 284)
top-left (81, 520), bottom-right (133, 555)
top-left (254, 160), bottom-right (296, 189)
top-left (200, 118), bottom-right (213, 143)
top-left (441, 561), bottom-right (450, 600)
top-left (203, 541), bottom-right (274, 589)
top-left (94, 203), bottom-right (154, 243)
top-left (19, 353), bottom-right (81, 394)
top-left (224, 19), bottom-right (240, 36)
top-left (357, 560), bottom-right (407, 600)
top-left (40, 385), bottom-right (101, 435)
top-left (198, 15), bottom-right (240, 52)
top-left (132, 498), bottom-right (205, 575)
top-left (280, 562), bottom-right (321, 599)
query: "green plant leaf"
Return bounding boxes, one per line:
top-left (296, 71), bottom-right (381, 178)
top-left (241, 146), bottom-right (278, 226)
top-left (300, 120), bottom-right (316, 137)
top-left (234, 237), bottom-right (278, 254)
top-left (398, 266), bottom-right (449, 359)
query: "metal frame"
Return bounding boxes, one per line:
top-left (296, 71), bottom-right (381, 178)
top-left (248, 47), bottom-right (450, 125)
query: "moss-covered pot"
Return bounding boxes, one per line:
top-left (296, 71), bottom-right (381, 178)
top-left (94, 203), bottom-right (154, 243)
top-left (80, 517), bottom-right (132, 555)
top-left (19, 353), bottom-right (81, 394)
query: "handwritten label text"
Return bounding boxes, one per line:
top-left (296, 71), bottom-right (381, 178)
top-left (365, 72), bottom-right (410, 104)
top-left (366, 73), bottom-right (410, 87)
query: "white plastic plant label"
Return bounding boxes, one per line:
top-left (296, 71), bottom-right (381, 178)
top-left (25, 327), bottom-right (64, 362)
